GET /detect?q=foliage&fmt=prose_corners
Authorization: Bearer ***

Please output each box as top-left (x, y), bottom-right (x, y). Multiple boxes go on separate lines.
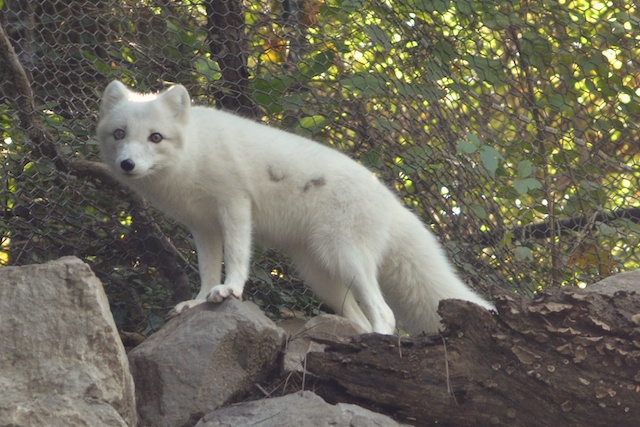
top-left (0, 0), bottom-right (638, 334)
top-left (244, 0), bottom-right (640, 291)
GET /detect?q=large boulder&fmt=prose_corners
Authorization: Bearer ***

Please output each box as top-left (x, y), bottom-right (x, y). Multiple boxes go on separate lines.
top-left (128, 298), bottom-right (286, 427)
top-left (195, 391), bottom-right (410, 426)
top-left (0, 256), bottom-right (137, 426)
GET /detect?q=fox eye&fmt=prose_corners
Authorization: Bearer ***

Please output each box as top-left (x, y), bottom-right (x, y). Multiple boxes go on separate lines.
top-left (113, 129), bottom-right (125, 140)
top-left (149, 132), bottom-right (163, 143)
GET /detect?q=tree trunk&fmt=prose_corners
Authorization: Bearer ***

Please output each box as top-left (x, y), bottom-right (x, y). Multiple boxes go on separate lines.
top-left (305, 284), bottom-right (640, 426)
top-left (204, 0), bottom-right (260, 118)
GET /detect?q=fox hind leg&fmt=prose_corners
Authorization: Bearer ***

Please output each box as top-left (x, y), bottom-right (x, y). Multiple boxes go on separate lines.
top-left (310, 279), bottom-right (374, 333)
top-left (329, 247), bottom-right (396, 334)
top-left (343, 263), bottom-right (396, 335)
top-left (295, 250), bottom-right (396, 335)
top-left (294, 257), bottom-right (371, 332)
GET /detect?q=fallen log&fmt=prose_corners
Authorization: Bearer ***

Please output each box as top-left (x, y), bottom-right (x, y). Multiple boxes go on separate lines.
top-left (305, 279), bottom-right (640, 426)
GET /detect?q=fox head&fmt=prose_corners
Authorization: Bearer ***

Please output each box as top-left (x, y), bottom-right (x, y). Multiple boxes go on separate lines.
top-left (96, 81), bottom-right (191, 180)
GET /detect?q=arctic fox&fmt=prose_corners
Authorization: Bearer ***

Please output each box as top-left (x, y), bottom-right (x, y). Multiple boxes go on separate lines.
top-left (96, 81), bottom-right (494, 335)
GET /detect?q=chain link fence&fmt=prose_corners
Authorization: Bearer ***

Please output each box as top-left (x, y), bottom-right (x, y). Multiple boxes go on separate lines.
top-left (1, 0), bottom-right (639, 335)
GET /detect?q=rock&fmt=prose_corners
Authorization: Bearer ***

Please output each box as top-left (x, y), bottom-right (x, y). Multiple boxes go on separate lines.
top-left (0, 396), bottom-right (132, 427)
top-left (282, 314), bottom-right (366, 372)
top-left (585, 270), bottom-right (640, 294)
top-left (0, 256), bottom-right (137, 426)
top-left (128, 298), bottom-right (286, 427)
top-left (195, 391), bottom-right (409, 426)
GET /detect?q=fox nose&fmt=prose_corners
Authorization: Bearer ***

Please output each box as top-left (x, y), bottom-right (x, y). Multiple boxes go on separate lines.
top-left (120, 159), bottom-right (135, 172)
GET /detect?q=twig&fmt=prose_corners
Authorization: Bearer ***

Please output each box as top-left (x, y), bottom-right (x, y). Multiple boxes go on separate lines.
top-left (301, 341), bottom-right (311, 392)
top-left (255, 383), bottom-right (272, 398)
top-left (441, 334), bottom-right (458, 405)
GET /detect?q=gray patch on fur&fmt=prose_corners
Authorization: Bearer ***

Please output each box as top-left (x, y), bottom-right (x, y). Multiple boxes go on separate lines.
top-left (268, 166), bottom-right (286, 183)
top-left (302, 177), bottom-right (327, 193)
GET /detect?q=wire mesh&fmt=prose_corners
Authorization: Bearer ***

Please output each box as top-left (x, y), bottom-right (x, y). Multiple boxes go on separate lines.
top-left (1, 0), bottom-right (639, 334)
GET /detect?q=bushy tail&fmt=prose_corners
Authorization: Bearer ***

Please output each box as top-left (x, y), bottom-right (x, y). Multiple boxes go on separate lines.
top-left (380, 210), bottom-right (494, 335)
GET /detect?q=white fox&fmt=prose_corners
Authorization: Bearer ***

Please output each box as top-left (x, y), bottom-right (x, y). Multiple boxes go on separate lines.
top-left (96, 81), bottom-right (494, 335)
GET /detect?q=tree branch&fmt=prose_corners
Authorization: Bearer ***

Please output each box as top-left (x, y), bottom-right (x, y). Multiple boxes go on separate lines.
top-left (0, 21), bottom-right (192, 304)
top-left (306, 287), bottom-right (640, 426)
top-left (470, 207), bottom-right (640, 247)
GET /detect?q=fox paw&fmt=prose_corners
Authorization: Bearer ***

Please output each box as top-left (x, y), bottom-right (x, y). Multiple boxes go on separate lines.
top-left (207, 284), bottom-right (243, 303)
top-left (169, 299), bottom-right (206, 317)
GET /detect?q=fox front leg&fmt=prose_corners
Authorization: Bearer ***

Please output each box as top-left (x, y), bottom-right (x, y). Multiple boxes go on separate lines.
top-left (206, 197), bottom-right (252, 303)
top-left (169, 225), bottom-right (223, 316)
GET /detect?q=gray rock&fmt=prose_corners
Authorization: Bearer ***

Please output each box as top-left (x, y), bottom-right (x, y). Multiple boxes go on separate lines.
top-left (195, 391), bottom-right (409, 426)
top-left (128, 298), bottom-right (286, 427)
top-left (0, 256), bottom-right (137, 426)
top-left (0, 396), bottom-right (131, 427)
top-left (585, 270), bottom-right (640, 295)
top-left (283, 314), bottom-right (366, 372)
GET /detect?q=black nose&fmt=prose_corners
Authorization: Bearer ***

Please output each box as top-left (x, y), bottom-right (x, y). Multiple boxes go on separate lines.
top-left (120, 159), bottom-right (135, 172)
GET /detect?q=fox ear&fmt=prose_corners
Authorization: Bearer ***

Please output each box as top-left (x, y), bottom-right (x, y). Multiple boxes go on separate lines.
top-left (100, 81), bottom-right (130, 117)
top-left (160, 84), bottom-right (191, 124)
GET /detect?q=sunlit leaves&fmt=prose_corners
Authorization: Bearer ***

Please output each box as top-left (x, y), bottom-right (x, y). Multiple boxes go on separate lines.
top-left (411, 0), bottom-right (451, 14)
top-left (193, 57), bottom-right (221, 80)
top-left (298, 50), bottom-right (336, 79)
top-left (465, 56), bottom-right (506, 87)
top-left (364, 25), bottom-right (392, 49)
top-left (243, 0), bottom-right (640, 292)
top-left (295, 115), bottom-right (331, 137)
top-left (340, 73), bottom-right (387, 95)
top-left (519, 31), bottom-right (554, 72)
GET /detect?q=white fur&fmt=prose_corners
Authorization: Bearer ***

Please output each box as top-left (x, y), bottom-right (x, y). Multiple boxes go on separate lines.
top-left (96, 81), bottom-right (494, 335)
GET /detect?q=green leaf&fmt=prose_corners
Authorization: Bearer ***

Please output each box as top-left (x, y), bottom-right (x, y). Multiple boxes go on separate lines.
top-left (295, 115), bottom-right (330, 137)
top-left (517, 160), bottom-right (533, 178)
top-left (457, 140), bottom-right (478, 154)
top-left (360, 149), bottom-right (383, 169)
top-left (514, 246), bottom-right (533, 261)
top-left (467, 133), bottom-right (481, 146)
top-left (596, 222), bottom-right (617, 237)
top-left (480, 146), bottom-right (503, 177)
top-left (342, 0), bottom-right (366, 12)
top-left (470, 204), bottom-right (488, 220)
top-left (403, 145), bottom-right (433, 163)
top-left (466, 56), bottom-right (505, 86)
top-left (340, 74), bottom-right (388, 95)
top-left (483, 12), bottom-right (512, 30)
top-left (395, 81), bottom-right (447, 102)
top-left (513, 178), bottom-right (543, 195)
top-left (252, 266), bottom-right (274, 286)
top-left (457, 132), bottom-right (481, 154)
top-left (412, 0), bottom-right (451, 13)
top-left (519, 32), bottom-right (553, 71)
top-left (433, 40), bottom-right (457, 64)
top-left (193, 57), bottom-right (221, 80)
top-left (372, 118), bottom-right (402, 133)
top-left (456, 0), bottom-right (474, 18)
top-left (280, 93), bottom-right (305, 111)
top-left (298, 50), bottom-right (335, 80)
top-left (364, 25), bottom-right (392, 49)
top-left (251, 76), bottom-right (294, 114)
